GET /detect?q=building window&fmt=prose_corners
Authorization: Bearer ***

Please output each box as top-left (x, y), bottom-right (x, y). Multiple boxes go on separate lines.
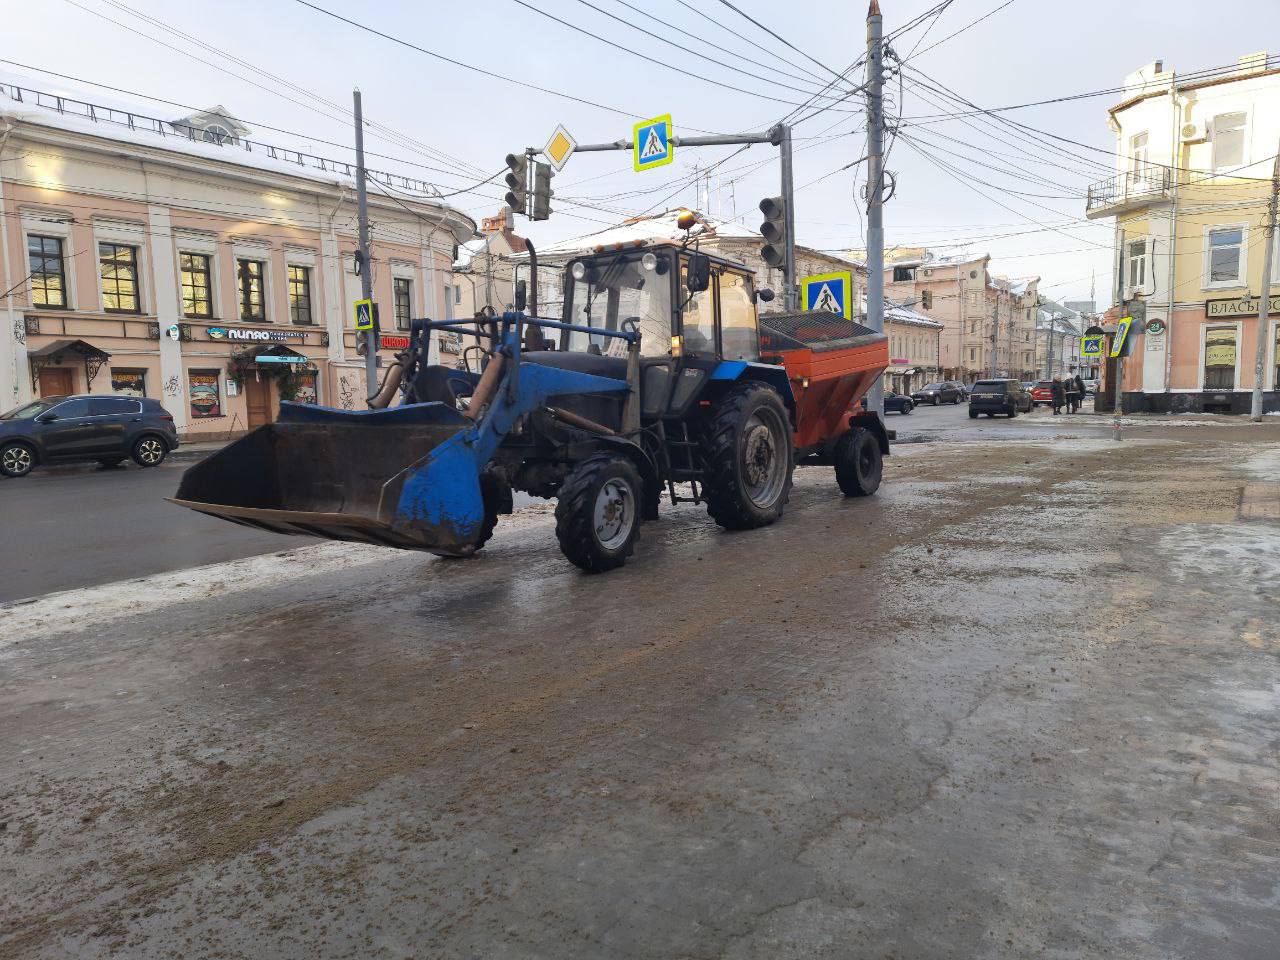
top-left (288, 265), bottom-right (313, 325)
top-left (1127, 132), bottom-right (1149, 183)
top-left (394, 277), bottom-right (413, 330)
top-left (892, 266), bottom-right (915, 282)
top-left (110, 368), bottom-right (147, 397)
top-left (100, 243), bottom-right (140, 313)
top-left (1203, 326), bottom-right (1237, 389)
top-left (189, 369), bottom-right (222, 418)
top-left (453, 284), bottom-right (462, 305)
top-left (237, 258), bottom-right (266, 321)
top-left (27, 235), bottom-right (67, 308)
top-left (1211, 112), bottom-right (1246, 170)
top-left (180, 253), bottom-right (213, 319)
top-left (1206, 227), bottom-right (1244, 286)
top-left (1126, 239), bottom-right (1148, 292)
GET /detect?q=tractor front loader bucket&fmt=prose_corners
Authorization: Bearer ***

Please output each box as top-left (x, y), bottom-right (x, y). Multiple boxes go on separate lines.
top-left (170, 401), bottom-right (489, 554)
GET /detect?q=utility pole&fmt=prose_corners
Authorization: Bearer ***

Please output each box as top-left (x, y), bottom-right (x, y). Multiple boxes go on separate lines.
top-left (988, 299), bottom-right (999, 378)
top-left (354, 88), bottom-right (377, 403)
top-left (779, 124), bottom-right (797, 311)
top-left (1250, 147), bottom-right (1280, 421)
top-left (865, 0), bottom-right (886, 415)
top-left (1047, 311), bottom-right (1056, 377)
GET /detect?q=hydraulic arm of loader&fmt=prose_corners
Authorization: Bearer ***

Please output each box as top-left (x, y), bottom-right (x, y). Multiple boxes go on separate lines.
top-left (172, 315), bottom-right (639, 554)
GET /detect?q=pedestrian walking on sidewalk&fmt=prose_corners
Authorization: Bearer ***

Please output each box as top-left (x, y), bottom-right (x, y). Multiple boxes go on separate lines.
top-left (1064, 376), bottom-right (1080, 414)
top-left (1051, 377), bottom-right (1066, 415)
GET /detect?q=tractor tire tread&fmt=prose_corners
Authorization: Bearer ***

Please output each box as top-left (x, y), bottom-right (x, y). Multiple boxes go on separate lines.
top-left (699, 382), bottom-right (794, 531)
top-left (555, 453), bottom-right (641, 573)
top-left (835, 427), bottom-right (882, 497)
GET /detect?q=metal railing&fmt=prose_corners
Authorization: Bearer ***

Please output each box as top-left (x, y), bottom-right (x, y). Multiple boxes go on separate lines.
top-left (0, 81), bottom-right (448, 199)
top-left (1086, 166), bottom-right (1172, 213)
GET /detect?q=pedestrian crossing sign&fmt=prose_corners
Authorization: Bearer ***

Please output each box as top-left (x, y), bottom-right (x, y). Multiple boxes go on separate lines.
top-left (1081, 334), bottom-right (1104, 358)
top-left (1109, 316), bottom-right (1133, 358)
top-left (354, 298), bottom-right (374, 331)
top-left (801, 271), bottom-right (852, 320)
top-left (633, 115), bottom-right (673, 172)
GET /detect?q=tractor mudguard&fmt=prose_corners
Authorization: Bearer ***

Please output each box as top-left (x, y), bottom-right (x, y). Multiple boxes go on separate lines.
top-left (709, 360), bottom-right (796, 415)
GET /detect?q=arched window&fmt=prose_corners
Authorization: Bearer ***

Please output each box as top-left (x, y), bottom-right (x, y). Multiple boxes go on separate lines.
top-left (202, 124), bottom-right (233, 145)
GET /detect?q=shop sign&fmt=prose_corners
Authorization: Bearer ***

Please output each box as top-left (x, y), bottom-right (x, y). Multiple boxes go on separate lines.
top-left (189, 371), bottom-right (222, 418)
top-left (206, 326), bottom-right (307, 342)
top-left (111, 369), bottom-right (146, 397)
top-left (380, 334), bottom-right (411, 350)
top-left (891, 357), bottom-right (909, 365)
top-left (255, 355), bottom-right (308, 364)
top-left (1206, 296), bottom-right (1280, 319)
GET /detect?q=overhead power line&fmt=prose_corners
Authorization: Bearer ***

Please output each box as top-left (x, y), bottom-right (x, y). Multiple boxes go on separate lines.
top-left (507, 0), bottom-right (857, 112)
top-left (292, 0), bottom-right (724, 135)
top-left (674, 0), bottom-right (827, 84)
top-left (904, 0), bottom-right (1019, 61)
top-left (711, 0), bottom-right (849, 83)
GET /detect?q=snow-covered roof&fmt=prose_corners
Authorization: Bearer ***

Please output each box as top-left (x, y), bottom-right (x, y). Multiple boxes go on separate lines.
top-left (0, 71), bottom-right (475, 242)
top-left (885, 299), bottom-right (945, 329)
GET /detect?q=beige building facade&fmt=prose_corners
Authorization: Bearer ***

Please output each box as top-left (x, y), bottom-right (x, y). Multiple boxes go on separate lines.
top-left (0, 77), bottom-right (474, 437)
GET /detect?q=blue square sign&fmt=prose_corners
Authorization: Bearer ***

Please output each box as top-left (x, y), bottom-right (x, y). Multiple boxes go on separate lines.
top-left (801, 271), bottom-right (852, 320)
top-left (633, 114), bottom-right (673, 172)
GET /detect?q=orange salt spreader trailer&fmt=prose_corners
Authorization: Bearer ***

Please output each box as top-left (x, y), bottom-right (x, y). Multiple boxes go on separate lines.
top-left (757, 311), bottom-right (892, 473)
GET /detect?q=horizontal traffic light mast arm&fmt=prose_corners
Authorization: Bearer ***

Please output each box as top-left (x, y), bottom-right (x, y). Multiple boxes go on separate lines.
top-left (574, 126), bottom-right (784, 152)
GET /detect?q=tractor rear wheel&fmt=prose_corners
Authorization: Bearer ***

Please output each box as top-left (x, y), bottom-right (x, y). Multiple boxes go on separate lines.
top-left (700, 382), bottom-right (794, 530)
top-left (835, 427), bottom-right (882, 497)
top-left (555, 454), bottom-right (641, 573)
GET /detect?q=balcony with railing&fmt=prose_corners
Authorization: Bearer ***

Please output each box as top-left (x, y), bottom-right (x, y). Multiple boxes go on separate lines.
top-left (1085, 166), bottom-right (1172, 218)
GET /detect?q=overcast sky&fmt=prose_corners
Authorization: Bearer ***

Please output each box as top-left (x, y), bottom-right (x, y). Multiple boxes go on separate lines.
top-left (5, 0), bottom-right (1277, 307)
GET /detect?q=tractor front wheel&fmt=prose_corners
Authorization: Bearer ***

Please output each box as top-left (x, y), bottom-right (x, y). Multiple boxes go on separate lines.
top-left (700, 383), bottom-right (794, 530)
top-left (555, 454), bottom-right (641, 573)
top-left (835, 427), bottom-right (882, 497)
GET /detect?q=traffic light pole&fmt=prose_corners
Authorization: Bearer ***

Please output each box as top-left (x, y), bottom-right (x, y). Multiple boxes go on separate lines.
top-left (575, 126), bottom-right (797, 306)
top-left (864, 0), bottom-right (886, 418)
top-left (354, 88), bottom-right (377, 403)
top-left (1250, 147), bottom-right (1279, 422)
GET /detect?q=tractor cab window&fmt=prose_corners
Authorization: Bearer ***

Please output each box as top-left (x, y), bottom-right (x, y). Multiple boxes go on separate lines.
top-left (563, 251), bottom-right (672, 358)
top-left (719, 270), bottom-right (758, 361)
top-left (680, 263), bottom-right (716, 355)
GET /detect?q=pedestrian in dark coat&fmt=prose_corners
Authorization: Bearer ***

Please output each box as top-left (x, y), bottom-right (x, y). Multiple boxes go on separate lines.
top-left (1073, 374), bottom-right (1087, 410)
top-left (1064, 376), bottom-right (1080, 414)
top-left (1051, 377), bottom-right (1065, 415)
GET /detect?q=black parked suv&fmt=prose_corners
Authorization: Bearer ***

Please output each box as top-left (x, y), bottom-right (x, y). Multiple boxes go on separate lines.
top-left (0, 395), bottom-right (179, 478)
top-left (967, 379), bottom-right (1029, 419)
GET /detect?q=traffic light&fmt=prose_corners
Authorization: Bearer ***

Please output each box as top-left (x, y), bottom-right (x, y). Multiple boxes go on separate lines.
top-left (505, 153), bottom-right (528, 215)
top-left (531, 161), bottom-right (553, 221)
top-left (758, 196), bottom-right (787, 269)
top-left (921, 290), bottom-right (933, 309)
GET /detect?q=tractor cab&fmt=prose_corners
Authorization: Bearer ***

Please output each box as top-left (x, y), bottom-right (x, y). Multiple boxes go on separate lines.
top-left (550, 243), bottom-right (770, 423)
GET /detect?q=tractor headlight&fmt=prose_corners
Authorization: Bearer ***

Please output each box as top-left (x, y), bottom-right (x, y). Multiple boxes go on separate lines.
top-left (641, 252), bottom-right (657, 272)
top-left (570, 261), bottom-right (586, 281)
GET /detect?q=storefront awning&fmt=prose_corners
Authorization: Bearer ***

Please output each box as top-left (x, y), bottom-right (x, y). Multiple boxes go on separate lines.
top-left (27, 338), bottom-right (111, 390)
top-left (236, 344), bottom-right (311, 366)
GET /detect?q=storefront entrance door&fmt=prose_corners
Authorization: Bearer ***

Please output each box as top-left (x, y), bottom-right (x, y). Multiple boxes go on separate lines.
top-left (245, 377), bottom-right (273, 428)
top-left (38, 367), bottom-right (75, 398)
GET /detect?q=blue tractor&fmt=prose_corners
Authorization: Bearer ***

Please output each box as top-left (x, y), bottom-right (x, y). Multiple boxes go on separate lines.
top-left (173, 242), bottom-right (888, 572)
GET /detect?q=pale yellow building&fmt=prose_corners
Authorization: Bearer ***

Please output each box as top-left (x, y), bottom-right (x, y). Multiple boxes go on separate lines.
top-left (1085, 52), bottom-right (1280, 412)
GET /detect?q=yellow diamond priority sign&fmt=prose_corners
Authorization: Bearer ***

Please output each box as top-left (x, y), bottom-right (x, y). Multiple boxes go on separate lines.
top-left (542, 124), bottom-right (577, 172)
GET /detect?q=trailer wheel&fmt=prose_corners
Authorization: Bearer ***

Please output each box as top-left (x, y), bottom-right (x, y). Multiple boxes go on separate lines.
top-left (555, 454), bottom-right (641, 573)
top-left (835, 427), bottom-right (882, 497)
top-left (700, 382), bottom-right (794, 530)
